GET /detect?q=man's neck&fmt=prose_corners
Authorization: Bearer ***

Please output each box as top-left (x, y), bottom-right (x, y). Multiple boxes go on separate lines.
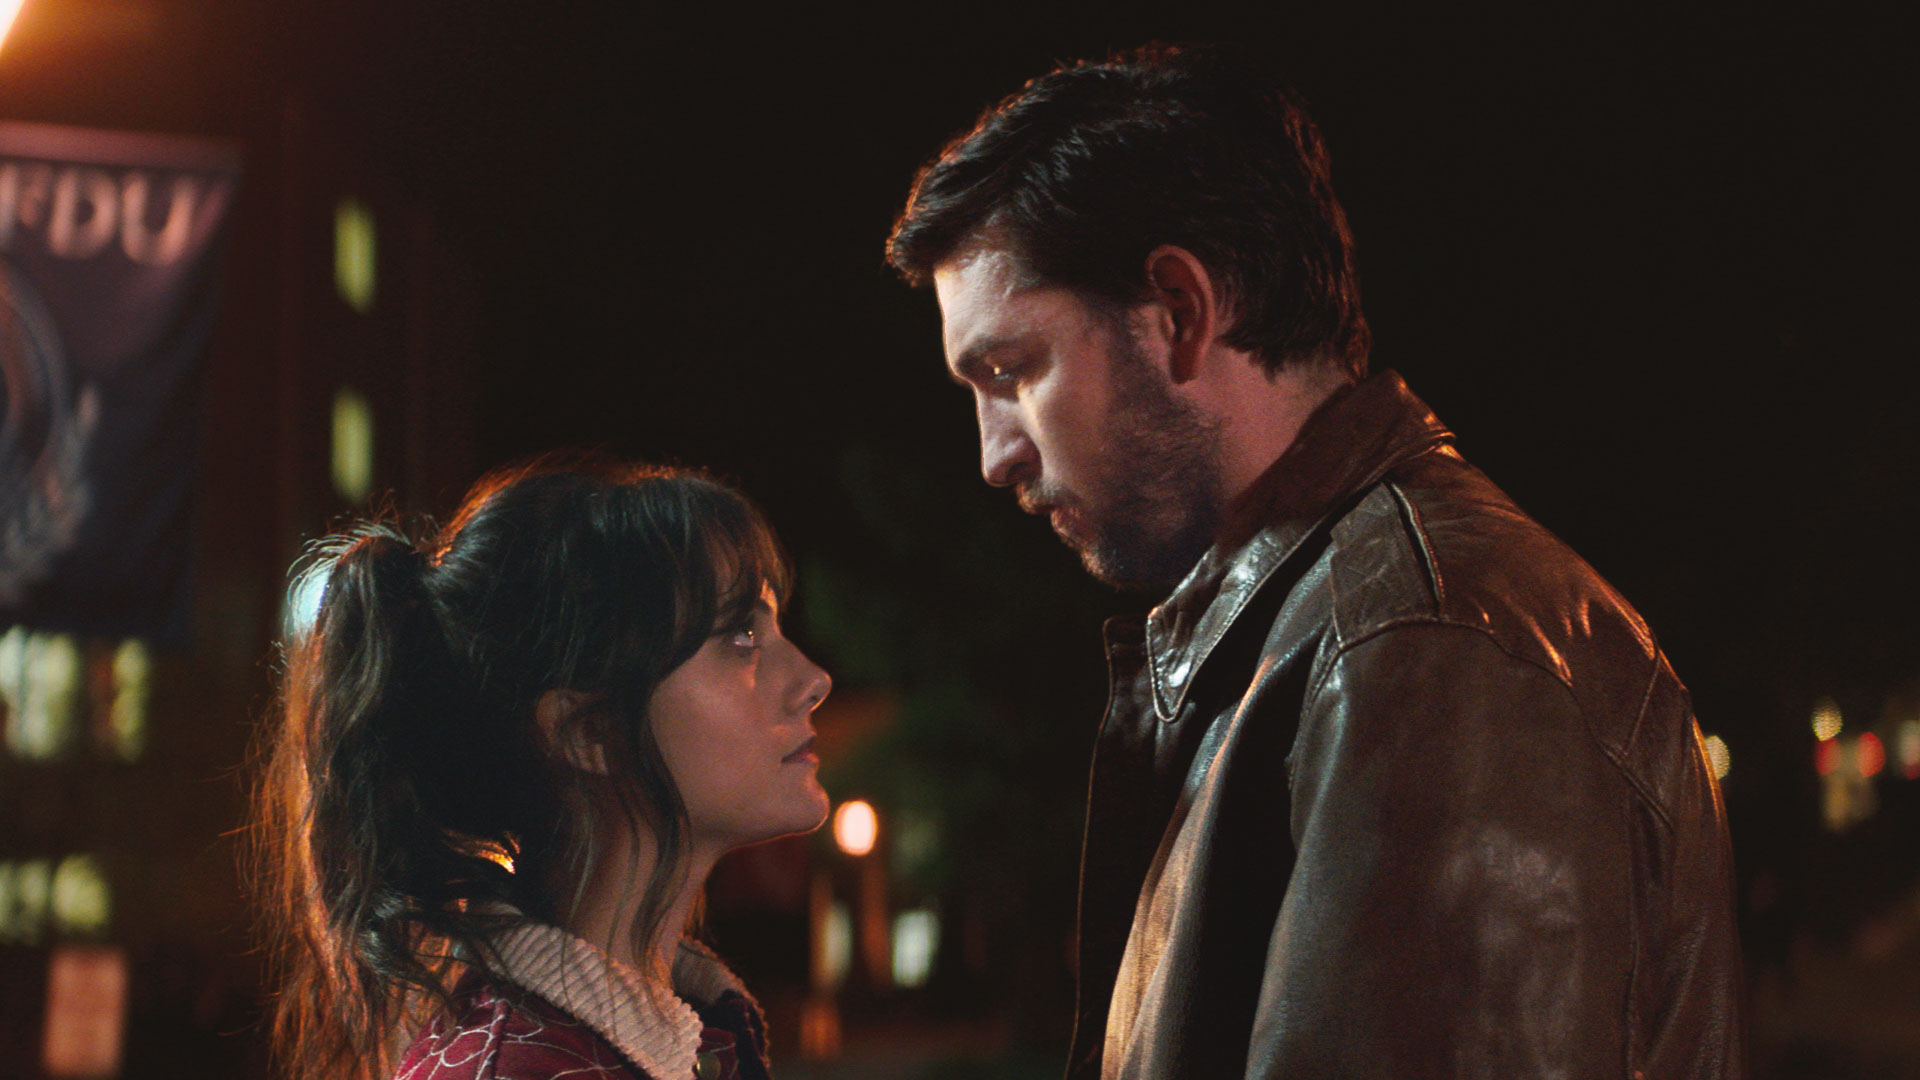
top-left (1212, 362), bottom-right (1352, 519)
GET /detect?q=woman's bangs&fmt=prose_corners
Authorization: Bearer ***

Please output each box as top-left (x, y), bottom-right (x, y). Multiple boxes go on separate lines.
top-left (703, 501), bottom-right (792, 631)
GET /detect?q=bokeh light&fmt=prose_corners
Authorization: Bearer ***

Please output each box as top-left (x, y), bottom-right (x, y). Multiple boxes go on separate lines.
top-left (1811, 697), bottom-right (1844, 742)
top-left (833, 799), bottom-right (878, 857)
top-left (1702, 734), bottom-right (1731, 781)
top-left (1815, 739), bottom-right (1839, 777)
top-left (1857, 732), bottom-right (1885, 778)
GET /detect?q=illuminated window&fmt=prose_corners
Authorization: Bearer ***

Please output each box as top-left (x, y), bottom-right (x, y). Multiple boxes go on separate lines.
top-left (1, 628), bottom-right (82, 760)
top-left (50, 855), bottom-right (110, 937)
top-left (818, 901), bottom-right (852, 990)
top-left (890, 909), bottom-right (939, 988)
top-left (42, 945), bottom-right (128, 1078)
top-left (105, 639), bottom-right (148, 762)
top-left (0, 856), bottom-right (112, 945)
top-left (0, 859), bottom-right (54, 945)
top-left (333, 198), bottom-right (377, 314)
top-left (331, 387), bottom-right (374, 504)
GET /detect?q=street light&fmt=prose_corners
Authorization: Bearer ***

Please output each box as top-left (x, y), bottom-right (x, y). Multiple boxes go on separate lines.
top-left (832, 800), bottom-right (878, 857)
top-left (0, 0), bottom-right (27, 56)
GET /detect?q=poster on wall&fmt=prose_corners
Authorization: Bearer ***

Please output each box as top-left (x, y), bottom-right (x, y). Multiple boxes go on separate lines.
top-left (0, 121), bottom-right (240, 643)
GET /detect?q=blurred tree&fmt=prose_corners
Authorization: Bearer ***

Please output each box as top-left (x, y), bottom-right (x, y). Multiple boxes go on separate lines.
top-left (801, 443), bottom-right (1128, 1042)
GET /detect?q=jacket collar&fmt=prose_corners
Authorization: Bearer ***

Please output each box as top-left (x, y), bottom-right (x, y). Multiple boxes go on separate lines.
top-left (1143, 370), bottom-right (1453, 720)
top-left (489, 919), bottom-right (749, 1079)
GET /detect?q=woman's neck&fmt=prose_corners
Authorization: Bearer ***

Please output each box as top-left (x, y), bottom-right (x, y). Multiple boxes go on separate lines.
top-left (555, 829), bottom-right (722, 982)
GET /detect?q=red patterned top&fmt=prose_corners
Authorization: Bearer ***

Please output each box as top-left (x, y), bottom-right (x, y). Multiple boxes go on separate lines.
top-left (394, 976), bottom-right (749, 1080)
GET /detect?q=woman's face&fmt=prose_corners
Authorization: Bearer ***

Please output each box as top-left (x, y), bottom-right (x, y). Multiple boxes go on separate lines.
top-left (648, 586), bottom-right (832, 853)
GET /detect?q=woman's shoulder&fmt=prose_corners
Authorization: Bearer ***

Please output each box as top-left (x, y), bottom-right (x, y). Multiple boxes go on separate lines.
top-left (394, 975), bottom-right (646, 1080)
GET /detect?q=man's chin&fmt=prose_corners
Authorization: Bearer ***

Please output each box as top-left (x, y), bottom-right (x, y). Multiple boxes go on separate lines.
top-left (1073, 539), bottom-right (1188, 595)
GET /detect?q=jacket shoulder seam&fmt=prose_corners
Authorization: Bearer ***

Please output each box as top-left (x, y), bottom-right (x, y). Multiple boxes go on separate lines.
top-left (1383, 480), bottom-right (1445, 607)
top-left (1309, 616), bottom-right (1677, 835)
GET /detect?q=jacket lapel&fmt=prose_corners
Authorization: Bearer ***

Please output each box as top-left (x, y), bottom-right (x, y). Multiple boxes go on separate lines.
top-left (1143, 371), bottom-right (1454, 721)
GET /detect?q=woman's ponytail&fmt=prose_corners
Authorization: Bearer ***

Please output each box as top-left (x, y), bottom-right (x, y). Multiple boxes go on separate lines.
top-left (257, 525), bottom-right (479, 1080)
top-left (253, 458), bottom-right (798, 1080)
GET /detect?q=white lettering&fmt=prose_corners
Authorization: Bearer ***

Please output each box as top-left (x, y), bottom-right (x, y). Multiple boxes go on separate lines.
top-left (0, 162), bottom-right (225, 263)
top-left (118, 173), bottom-right (198, 266)
top-left (0, 161), bottom-right (54, 249)
top-left (46, 168), bottom-right (118, 259)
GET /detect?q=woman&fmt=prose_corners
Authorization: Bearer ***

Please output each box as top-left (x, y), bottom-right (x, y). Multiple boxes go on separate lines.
top-left (256, 458), bottom-right (832, 1080)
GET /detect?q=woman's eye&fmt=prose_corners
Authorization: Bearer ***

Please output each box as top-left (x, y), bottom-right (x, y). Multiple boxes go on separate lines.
top-left (728, 628), bottom-right (758, 649)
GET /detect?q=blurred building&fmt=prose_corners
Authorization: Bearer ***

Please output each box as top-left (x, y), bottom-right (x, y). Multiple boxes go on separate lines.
top-left (0, 4), bottom-right (476, 1075)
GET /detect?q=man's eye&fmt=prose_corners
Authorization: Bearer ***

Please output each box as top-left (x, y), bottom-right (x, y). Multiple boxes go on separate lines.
top-left (988, 363), bottom-right (1018, 385)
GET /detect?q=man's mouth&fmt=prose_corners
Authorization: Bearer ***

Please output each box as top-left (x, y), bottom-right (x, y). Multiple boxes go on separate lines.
top-left (782, 736), bottom-right (817, 765)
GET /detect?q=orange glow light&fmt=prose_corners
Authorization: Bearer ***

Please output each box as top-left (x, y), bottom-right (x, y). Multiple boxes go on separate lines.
top-left (0, 1), bottom-right (25, 56)
top-left (42, 945), bottom-right (128, 1078)
top-left (1858, 733), bottom-right (1885, 778)
top-left (1811, 698), bottom-right (1843, 742)
top-left (1815, 739), bottom-right (1838, 776)
top-left (832, 800), bottom-right (878, 857)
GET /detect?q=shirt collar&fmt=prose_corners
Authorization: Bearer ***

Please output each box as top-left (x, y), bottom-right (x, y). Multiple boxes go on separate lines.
top-left (488, 919), bottom-right (749, 1080)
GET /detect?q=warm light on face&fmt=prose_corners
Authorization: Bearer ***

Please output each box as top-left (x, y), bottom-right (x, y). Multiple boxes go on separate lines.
top-left (833, 800), bottom-right (878, 857)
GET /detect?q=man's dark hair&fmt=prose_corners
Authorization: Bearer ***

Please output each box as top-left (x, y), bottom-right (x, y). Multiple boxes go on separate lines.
top-left (888, 44), bottom-right (1370, 378)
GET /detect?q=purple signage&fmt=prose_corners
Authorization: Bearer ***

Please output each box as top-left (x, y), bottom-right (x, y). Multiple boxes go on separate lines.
top-left (0, 121), bottom-right (240, 641)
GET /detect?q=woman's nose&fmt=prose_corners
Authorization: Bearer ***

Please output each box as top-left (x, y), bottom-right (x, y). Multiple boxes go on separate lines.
top-left (795, 653), bottom-right (831, 713)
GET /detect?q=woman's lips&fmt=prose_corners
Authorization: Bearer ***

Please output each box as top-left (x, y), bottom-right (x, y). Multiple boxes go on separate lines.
top-left (782, 736), bottom-right (817, 764)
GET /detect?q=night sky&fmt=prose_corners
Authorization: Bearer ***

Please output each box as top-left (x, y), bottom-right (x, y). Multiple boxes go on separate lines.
top-left (280, 3), bottom-right (1919, 731)
top-left (23, 1), bottom-right (1880, 948)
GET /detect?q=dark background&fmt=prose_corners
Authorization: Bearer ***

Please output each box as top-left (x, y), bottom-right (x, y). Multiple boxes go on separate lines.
top-left (2, 1), bottom-right (1916, 1076)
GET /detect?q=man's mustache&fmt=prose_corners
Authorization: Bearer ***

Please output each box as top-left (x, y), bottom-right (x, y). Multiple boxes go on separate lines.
top-left (1017, 483), bottom-right (1070, 516)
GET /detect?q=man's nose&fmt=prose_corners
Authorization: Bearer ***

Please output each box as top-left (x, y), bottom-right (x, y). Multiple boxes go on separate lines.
top-left (978, 398), bottom-right (1036, 487)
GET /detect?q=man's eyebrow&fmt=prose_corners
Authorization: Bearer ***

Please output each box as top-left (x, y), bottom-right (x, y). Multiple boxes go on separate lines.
top-left (948, 336), bottom-right (1018, 386)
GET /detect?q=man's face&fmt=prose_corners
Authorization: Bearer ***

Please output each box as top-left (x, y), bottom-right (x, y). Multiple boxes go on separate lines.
top-left (934, 244), bottom-right (1223, 591)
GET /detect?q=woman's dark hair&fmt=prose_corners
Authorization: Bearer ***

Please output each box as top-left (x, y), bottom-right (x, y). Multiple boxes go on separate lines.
top-left (887, 43), bottom-right (1370, 379)
top-left (253, 455), bottom-right (791, 1080)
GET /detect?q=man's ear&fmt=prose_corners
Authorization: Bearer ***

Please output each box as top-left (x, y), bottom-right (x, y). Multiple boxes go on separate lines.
top-left (534, 688), bottom-right (610, 775)
top-left (1142, 245), bottom-right (1225, 384)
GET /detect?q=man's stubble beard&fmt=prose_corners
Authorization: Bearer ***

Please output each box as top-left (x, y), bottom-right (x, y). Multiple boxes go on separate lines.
top-left (1026, 329), bottom-right (1226, 594)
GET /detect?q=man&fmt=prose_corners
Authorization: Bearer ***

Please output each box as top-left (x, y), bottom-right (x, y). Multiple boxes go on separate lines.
top-left (886, 45), bottom-right (1743, 1079)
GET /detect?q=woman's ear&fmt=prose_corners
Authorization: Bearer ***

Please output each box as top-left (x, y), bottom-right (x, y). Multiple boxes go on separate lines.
top-left (534, 688), bottom-right (610, 775)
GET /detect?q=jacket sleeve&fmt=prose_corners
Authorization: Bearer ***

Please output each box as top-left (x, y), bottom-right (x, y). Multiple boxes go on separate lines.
top-left (1247, 620), bottom-right (1639, 1079)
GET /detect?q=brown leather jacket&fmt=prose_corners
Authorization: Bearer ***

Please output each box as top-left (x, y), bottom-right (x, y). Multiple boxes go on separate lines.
top-left (1068, 372), bottom-right (1744, 1080)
